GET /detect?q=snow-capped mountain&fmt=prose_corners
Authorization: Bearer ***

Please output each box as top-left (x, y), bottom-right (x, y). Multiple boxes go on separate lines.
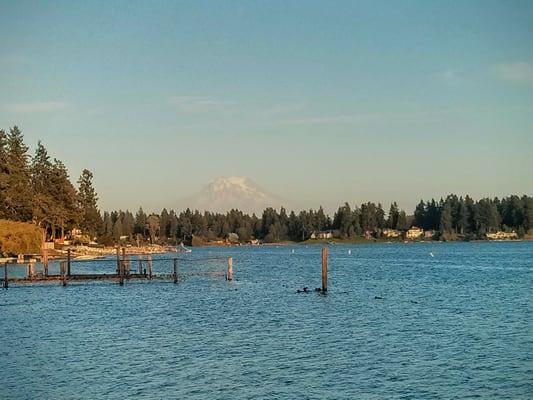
top-left (180, 177), bottom-right (282, 214)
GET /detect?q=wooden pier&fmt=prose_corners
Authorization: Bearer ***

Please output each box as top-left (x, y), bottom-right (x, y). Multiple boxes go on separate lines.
top-left (2, 248), bottom-right (234, 288)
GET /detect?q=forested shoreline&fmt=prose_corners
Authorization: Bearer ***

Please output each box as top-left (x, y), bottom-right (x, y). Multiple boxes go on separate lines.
top-left (1, 126), bottom-right (532, 248)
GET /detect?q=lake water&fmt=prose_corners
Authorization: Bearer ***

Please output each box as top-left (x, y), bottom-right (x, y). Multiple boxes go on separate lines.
top-left (1, 242), bottom-right (532, 399)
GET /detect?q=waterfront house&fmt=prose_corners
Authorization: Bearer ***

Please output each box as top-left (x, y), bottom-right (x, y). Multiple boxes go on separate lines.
top-left (486, 231), bottom-right (518, 240)
top-left (311, 230), bottom-right (334, 240)
top-left (382, 228), bottom-right (401, 238)
top-left (406, 227), bottom-right (424, 239)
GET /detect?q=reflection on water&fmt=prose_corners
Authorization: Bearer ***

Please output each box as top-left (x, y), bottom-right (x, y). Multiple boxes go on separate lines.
top-left (1, 242), bottom-right (532, 399)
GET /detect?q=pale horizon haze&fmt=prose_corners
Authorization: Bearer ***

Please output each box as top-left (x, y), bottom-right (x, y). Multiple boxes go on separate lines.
top-left (1, 1), bottom-right (532, 214)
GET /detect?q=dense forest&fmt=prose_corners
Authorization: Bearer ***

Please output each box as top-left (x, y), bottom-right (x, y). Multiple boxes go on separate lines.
top-left (1, 126), bottom-right (532, 246)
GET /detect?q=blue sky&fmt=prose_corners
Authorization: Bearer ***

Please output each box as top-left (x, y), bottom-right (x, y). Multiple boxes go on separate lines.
top-left (1, 0), bottom-right (532, 213)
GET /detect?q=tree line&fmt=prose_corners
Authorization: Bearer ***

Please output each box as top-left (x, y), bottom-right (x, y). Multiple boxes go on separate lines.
top-left (1, 126), bottom-right (532, 245)
top-left (102, 196), bottom-right (532, 244)
top-left (0, 126), bottom-right (101, 239)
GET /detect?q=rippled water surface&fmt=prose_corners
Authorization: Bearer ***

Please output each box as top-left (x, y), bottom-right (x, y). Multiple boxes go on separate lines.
top-left (1, 242), bottom-right (532, 399)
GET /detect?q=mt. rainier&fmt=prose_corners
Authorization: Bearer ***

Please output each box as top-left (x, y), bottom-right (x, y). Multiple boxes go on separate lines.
top-left (180, 177), bottom-right (282, 214)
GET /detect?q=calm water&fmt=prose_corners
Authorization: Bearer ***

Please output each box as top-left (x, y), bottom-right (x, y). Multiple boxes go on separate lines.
top-left (1, 242), bottom-right (532, 399)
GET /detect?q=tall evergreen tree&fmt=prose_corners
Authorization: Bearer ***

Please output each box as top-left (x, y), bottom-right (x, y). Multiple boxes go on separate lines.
top-left (387, 202), bottom-right (400, 229)
top-left (51, 160), bottom-right (79, 238)
top-left (77, 169), bottom-right (102, 237)
top-left (0, 129), bottom-right (9, 218)
top-left (439, 201), bottom-right (453, 234)
top-left (31, 142), bottom-right (55, 236)
top-left (414, 200), bottom-right (426, 229)
top-left (397, 210), bottom-right (408, 230)
top-left (3, 126), bottom-right (33, 221)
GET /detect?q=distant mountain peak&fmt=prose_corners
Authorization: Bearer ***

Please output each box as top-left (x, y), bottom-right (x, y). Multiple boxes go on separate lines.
top-left (180, 176), bottom-right (281, 214)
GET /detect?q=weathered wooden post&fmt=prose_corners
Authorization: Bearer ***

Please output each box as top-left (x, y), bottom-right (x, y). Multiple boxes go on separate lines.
top-left (147, 254), bottom-right (153, 280)
top-left (3, 262), bottom-right (8, 289)
top-left (173, 258), bottom-right (178, 284)
top-left (60, 261), bottom-right (67, 286)
top-left (67, 248), bottom-right (71, 276)
top-left (116, 247), bottom-right (120, 274)
top-left (138, 254), bottom-right (143, 275)
top-left (118, 260), bottom-right (124, 286)
top-left (43, 248), bottom-right (49, 276)
top-left (28, 262), bottom-right (34, 280)
top-left (227, 256), bottom-right (233, 281)
top-left (121, 247), bottom-right (129, 276)
top-left (321, 247), bottom-right (328, 292)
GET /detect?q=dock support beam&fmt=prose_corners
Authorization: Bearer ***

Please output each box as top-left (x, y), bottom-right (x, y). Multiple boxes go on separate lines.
top-left (147, 255), bottom-right (153, 280)
top-left (60, 261), bottom-right (67, 286)
top-left (173, 259), bottom-right (178, 284)
top-left (43, 248), bottom-right (49, 276)
top-left (227, 257), bottom-right (233, 281)
top-left (3, 262), bottom-right (7, 289)
top-left (322, 247), bottom-right (328, 292)
top-left (116, 247), bottom-right (120, 274)
top-left (67, 249), bottom-right (71, 276)
top-left (28, 262), bottom-right (34, 280)
top-left (118, 260), bottom-right (124, 286)
top-left (138, 255), bottom-right (143, 275)
top-left (121, 247), bottom-right (130, 276)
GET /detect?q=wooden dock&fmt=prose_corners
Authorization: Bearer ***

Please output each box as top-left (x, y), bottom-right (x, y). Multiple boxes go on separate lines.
top-left (2, 248), bottom-right (233, 288)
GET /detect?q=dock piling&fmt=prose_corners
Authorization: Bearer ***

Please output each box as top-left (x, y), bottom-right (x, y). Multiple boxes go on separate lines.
top-left (28, 262), bottom-right (34, 280)
top-left (138, 255), bottom-right (143, 275)
top-left (67, 249), bottom-right (71, 276)
top-left (116, 247), bottom-right (120, 274)
top-left (227, 256), bottom-right (233, 281)
top-left (173, 259), bottom-right (178, 284)
top-left (43, 248), bottom-right (49, 276)
top-left (60, 261), bottom-right (67, 286)
top-left (321, 247), bottom-right (328, 292)
top-left (3, 262), bottom-right (7, 289)
top-left (147, 255), bottom-right (153, 280)
top-left (119, 260), bottom-right (124, 286)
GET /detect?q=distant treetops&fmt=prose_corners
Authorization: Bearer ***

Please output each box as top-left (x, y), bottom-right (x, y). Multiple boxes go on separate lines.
top-left (1, 126), bottom-right (532, 245)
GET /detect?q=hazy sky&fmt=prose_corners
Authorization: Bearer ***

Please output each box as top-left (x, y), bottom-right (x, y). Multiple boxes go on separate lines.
top-left (1, 0), bottom-right (532, 213)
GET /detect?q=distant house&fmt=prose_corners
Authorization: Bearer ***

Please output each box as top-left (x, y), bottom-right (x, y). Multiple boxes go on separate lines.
top-left (317, 230), bottom-right (333, 240)
top-left (382, 228), bottom-right (401, 238)
top-left (424, 230), bottom-right (436, 239)
top-left (406, 227), bottom-right (424, 239)
top-left (364, 230), bottom-right (375, 240)
top-left (310, 230), bottom-right (334, 240)
top-left (486, 231), bottom-right (518, 240)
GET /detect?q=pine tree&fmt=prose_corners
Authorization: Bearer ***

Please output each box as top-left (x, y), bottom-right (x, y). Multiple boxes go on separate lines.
top-left (31, 141), bottom-right (55, 235)
top-left (52, 160), bottom-right (79, 238)
top-left (456, 198), bottom-right (470, 234)
top-left (414, 200), bottom-right (426, 229)
top-left (397, 210), bottom-right (408, 230)
top-left (439, 201), bottom-right (453, 234)
top-left (387, 202), bottom-right (400, 229)
top-left (77, 169), bottom-right (102, 238)
top-left (4, 126), bottom-right (33, 221)
top-left (160, 208), bottom-right (170, 240)
top-left (134, 207), bottom-right (148, 236)
top-left (0, 129), bottom-right (8, 218)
